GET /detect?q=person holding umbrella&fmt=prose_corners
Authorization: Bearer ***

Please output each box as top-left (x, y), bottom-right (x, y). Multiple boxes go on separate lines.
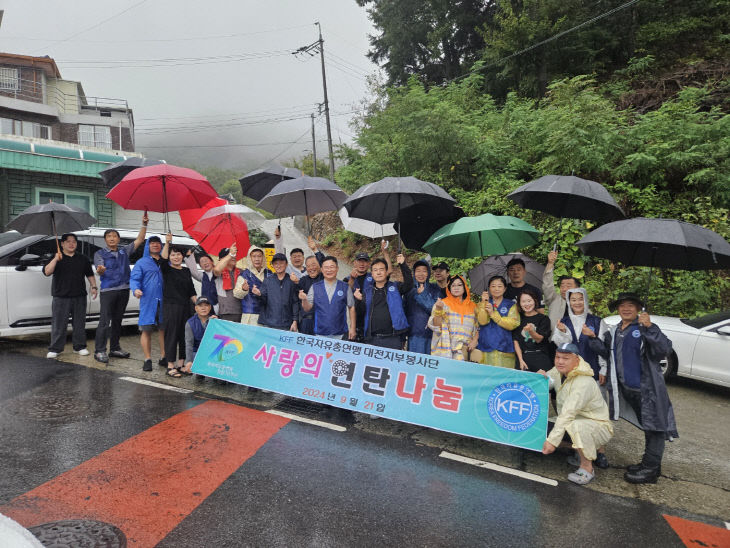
top-left (130, 236), bottom-right (166, 372)
top-left (542, 250), bottom-right (581, 331)
top-left (427, 275), bottom-right (479, 360)
top-left (184, 250), bottom-right (218, 313)
top-left (301, 256), bottom-right (357, 340)
top-left (472, 276), bottom-right (520, 368)
top-left (42, 233), bottom-right (97, 359)
top-left (599, 293), bottom-right (678, 484)
top-left (93, 213), bottom-right (148, 364)
top-left (160, 233), bottom-right (197, 376)
top-left (212, 245), bottom-right (244, 323)
top-left (406, 260), bottom-right (441, 354)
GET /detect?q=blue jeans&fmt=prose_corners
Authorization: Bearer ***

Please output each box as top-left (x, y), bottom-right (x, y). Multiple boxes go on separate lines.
top-left (408, 334), bottom-right (432, 355)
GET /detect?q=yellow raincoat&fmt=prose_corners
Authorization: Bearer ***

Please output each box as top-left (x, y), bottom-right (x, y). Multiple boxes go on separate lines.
top-left (547, 357), bottom-right (614, 460)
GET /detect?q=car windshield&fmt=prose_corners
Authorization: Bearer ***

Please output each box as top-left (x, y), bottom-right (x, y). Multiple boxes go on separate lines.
top-left (682, 311), bottom-right (730, 329)
top-left (0, 231), bottom-right (28, 247)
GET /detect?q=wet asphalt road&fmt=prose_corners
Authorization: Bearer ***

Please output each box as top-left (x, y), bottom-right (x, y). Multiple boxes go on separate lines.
top-left (0, 352), bottom-right (717, 547)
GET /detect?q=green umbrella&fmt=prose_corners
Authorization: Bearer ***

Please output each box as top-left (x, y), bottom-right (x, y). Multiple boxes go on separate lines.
top-left (423, 213), bottom-right (540, 258)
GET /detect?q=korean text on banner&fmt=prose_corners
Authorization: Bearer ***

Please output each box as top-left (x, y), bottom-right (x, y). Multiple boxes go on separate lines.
top-left (192, 320), bottom-right (549, 451)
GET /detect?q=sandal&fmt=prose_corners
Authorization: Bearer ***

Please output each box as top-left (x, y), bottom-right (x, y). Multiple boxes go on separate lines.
top-left (178, 367), bottom-right (193, 376)
top-left (167, 368), bottom-right (182, 378)
top-left (568, 467), bottom-right (594, 485)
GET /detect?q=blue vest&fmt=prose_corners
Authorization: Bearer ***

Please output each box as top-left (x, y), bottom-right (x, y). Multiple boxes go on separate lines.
top-left (563, 314), bottom-right (602, 379)
top-left (613, 322), bottom-right (643, 389)
top-left (477, 298), bottom-right (515, 353)
top-left (364, 281), bottom-right (409, 334)
top-left (313, 280), bottom-right (349, 336)
top-left (187, 315), bottom-right (207, 352)
top-left (97, 247), bottom-right (131, 289)
top-left (201, 273), bottom-right (218, 306)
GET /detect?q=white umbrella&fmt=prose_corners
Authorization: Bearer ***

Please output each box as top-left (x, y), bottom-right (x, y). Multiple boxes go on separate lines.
top-left (338, 207), bottom-right (397, 239)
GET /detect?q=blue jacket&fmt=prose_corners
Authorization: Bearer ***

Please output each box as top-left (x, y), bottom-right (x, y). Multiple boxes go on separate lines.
top-left (240, 267), bottom-right (271, 314)
top-left (313, 279), bottom-right (350, 336)
top-left (129, 239), bottom-right (163, 326)
top-left (95, 245), bottom-right (132, 289)
top-left (477, 298), bottom-right (516, 353)
top-left (257, 274), bottom-right (299, 329)
top-left (405, 262), bottom-right (440, 338)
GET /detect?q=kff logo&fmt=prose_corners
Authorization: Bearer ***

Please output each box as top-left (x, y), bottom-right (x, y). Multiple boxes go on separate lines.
top-left (487, 383), bottom-right (540, 432)
top-left (209, 334), bottom-right (243, 361)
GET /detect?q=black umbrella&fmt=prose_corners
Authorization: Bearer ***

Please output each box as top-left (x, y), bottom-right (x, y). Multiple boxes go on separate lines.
top-left (239, 164), bottom-right (303, 202)
top-left (256, 176), bottom-right (348, 234)
top-left (468, 253), bottom-right (545, 296)
top-left (343, 177), bottom-right (456, 251)
top-left (508, 175), bottom-right (625, 223)
top-left (5, 202), bottom-right (97, 253)
top-left (395, 204), bottom-right (464, 251)
top-left (576, 217), bottom-right (730, 306)
top-left (99, 157), bottom-right (165, 188)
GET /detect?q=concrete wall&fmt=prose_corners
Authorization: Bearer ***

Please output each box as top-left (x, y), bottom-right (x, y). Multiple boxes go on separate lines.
top-left (113, 205), bottom-right (184, 235)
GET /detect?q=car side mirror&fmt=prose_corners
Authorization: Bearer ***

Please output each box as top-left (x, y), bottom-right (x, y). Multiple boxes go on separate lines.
top-left (15, 253), bottom-right (41, 271)
top-left (717, 325), bottom-right (730, 336)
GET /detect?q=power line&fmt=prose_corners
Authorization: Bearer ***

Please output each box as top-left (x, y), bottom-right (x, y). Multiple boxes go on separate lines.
top-left (31, 0), bottom-right (151, 54)
top-left (10, 23), bottom-right (313, 44)
top-left (447, 0), bottom-right (642, 85)
top-left (57, 49), bottom-right (294, 69)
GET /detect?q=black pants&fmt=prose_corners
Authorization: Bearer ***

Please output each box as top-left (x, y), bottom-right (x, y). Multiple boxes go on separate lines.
top-left (50, 295), bottom-right (87, 352)
top-left (299, 315), bottom-right (315, 335)
top-left (95, 289), bottom-right (129, 353)
top-left (520, 350), bottom-right (552, 372)
top-left (621, 384), bottom-right (665, 468)
top-left (162, 302), bottom-right (189, 363)
top-left (364, 334), bottom-right (403, 350)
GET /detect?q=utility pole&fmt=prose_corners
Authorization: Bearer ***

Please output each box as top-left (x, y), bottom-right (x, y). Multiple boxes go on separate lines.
top-left (293, 22), bottom-right (336, 181)
top-left (310, 113), bottom-right (317, 177)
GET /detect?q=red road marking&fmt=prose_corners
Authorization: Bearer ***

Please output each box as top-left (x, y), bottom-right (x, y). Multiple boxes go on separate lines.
top-left (0, 400), bottom-right (289, 546)
top-left (664, 514), bottom-right (730, 548)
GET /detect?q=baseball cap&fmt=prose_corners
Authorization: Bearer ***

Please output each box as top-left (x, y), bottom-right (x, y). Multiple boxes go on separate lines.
top-left (272, 252), bottom-right (288, 263)
top-left (433, 261), bottom-right (450, 271)
top-left (355, 252), bottom-right (370, 261)
top-left (148, 235), bottom-right (162, 244)
top-left (195, 296), bottom-right (211, 306)
top-left (555, 342), bottom-right (580, 355)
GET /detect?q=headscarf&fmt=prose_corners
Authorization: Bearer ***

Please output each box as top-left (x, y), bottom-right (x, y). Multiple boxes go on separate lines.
top-left (565, 287), bottom-right (590, 337)
top-left (443, 274), bottom-right (476, 323)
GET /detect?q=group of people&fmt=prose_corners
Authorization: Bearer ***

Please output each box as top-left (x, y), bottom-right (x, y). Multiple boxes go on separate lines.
top-left (44, 217), bottom-right (678, 487)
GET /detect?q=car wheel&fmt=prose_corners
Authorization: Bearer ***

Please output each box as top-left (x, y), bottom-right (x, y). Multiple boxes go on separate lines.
top-left (660, 352), bottom-right (677, 381)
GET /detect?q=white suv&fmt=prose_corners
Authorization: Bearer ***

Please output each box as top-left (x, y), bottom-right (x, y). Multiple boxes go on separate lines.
top-left (0, 228), bottom-right (199, 338)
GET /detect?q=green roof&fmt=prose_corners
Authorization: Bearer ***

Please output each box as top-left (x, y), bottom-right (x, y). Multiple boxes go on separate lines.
top-left (0, 138), bottom-right (131, 178)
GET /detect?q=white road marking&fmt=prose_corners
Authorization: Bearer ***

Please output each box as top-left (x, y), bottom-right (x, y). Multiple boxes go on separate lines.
top-left (439, 451), bottom-right (558, 487)
top-left (120, 377), bottom-right (193, 394)
top-left (266, 410), bottom-right (347, 432)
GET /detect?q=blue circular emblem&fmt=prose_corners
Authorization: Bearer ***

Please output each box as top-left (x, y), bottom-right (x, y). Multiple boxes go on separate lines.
top-left (388, 286), bottom-right (395, 292)
top-left (487, 383), bottom-right (540, 432)
top-left (632, 330), bottom-right (641, 338)
top-left (337, 290), bottom-right (344, 297)
top-left (366, 276), bottom-right (373, 282)
top-left (500, 307), bottom-right (508, 315)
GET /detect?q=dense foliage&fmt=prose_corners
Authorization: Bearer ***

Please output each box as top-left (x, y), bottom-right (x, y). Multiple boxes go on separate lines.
top-left (336, 74), bottom-right (730, 317)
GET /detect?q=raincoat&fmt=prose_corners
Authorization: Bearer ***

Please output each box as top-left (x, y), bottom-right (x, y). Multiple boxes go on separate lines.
top-left (546, 356), bottom-right (614, 460)
top-left (427, 275), bottom-right (478, 360)
top-left (552, 288), bottom-right (609, 379)
top-left (129, 238), bottom-right (163, 326)
top-left (601, 321), bottom-right (679, 439)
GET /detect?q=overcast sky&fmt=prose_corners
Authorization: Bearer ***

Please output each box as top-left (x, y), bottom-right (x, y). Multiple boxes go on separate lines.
top-left (1, 0), bottom-right (379, 170)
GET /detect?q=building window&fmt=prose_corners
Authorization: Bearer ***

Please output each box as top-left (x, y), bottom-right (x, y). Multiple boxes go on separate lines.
top-left (0, 117), bottom-right (51, 139)
top-left (78, 124), bottom-right (112, 149)
top-left (0, 67), bottom-right (20, 91)
top-left (35, 188), bottom-right (95, 216)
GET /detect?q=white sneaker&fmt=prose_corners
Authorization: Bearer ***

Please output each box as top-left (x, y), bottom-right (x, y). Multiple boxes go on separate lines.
top-left (46, 352), bottom-right (58, 359)
top-left (74, 348), bottom-right (90, 356)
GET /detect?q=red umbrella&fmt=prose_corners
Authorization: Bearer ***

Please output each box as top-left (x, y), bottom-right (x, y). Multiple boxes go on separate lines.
top-left (185, 203), bottom-right (251, 257)
top-left (179, 196), bottom-right (227, 232)
top-left (106, 164), bottom-right (219, 231)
